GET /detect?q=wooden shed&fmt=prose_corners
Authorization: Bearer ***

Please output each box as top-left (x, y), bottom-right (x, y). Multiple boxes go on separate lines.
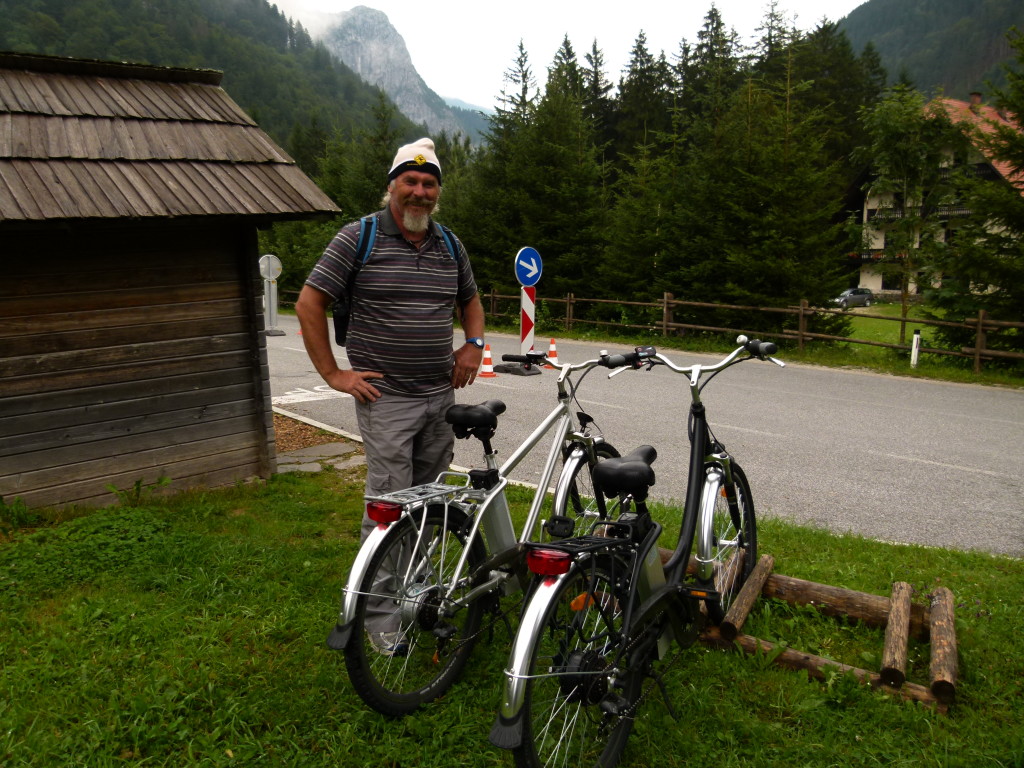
top-left (0, 52), bottom-right (340, 508)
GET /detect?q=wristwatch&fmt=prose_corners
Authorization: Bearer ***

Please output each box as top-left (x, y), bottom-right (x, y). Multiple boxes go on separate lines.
top-left (465, 337), bottom-right (485, 349)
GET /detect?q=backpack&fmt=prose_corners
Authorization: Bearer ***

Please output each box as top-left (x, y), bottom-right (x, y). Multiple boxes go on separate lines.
top-left (331, 214), bottom-right (460, 346)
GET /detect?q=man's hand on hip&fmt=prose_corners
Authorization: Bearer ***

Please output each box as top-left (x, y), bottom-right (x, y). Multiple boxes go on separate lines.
top-left (326, 369), bottom-right (384, 403)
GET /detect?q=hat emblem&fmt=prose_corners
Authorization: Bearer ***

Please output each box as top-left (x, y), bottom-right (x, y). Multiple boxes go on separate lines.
top-left (414, 154), bottom-right (427, 165)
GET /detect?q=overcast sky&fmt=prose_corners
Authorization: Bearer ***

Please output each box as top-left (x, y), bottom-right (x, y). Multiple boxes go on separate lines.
top-left (272, 0), bottom-right (867, 108)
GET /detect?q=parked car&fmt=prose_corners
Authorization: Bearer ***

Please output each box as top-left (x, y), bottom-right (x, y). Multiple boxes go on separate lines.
top-left (832, 287), bottom-right (874, 309)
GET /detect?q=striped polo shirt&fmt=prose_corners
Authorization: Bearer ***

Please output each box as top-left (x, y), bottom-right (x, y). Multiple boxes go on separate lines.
top-left (305, 208), bottom-right (478, 397)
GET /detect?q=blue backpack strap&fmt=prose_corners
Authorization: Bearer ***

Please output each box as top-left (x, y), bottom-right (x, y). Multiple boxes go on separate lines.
top-left (437, 224), bottom-right (460, 261)
top-left (357, 215), bottom-right (456, 263)
top-left (355, 214), bottom-right (377, 265)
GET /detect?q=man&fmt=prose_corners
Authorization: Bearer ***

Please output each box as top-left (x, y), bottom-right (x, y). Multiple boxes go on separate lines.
top-left (295, 138), bottom-right (485, 653)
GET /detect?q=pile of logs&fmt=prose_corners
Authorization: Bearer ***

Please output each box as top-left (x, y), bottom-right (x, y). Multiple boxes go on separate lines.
top-left (699, 554), bottom-right (958, 712)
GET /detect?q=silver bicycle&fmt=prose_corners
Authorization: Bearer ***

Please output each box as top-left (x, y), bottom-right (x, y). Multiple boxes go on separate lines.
top-left (327, 349), bottom-right (648, 717)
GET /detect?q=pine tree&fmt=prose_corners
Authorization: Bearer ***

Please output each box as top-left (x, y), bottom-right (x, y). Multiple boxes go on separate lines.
top-left (614, 31), bottom-right (674, 160)
top-left (678, 7), bottom-right (742, 130)
top-left (454, 42), bottom-right (539, 291)
top-left (597, 143), bottom-right (674, 313)
top-left (316, 92), bottom-right (402, 218)
top-left (582, 40), bottom-right (615, 153)
top-left (790, 21), bottom-right (886, 177)
top-left (519, 39), bottom-right (609, 298)
top-left (663, 56), bottom-right (851, 336)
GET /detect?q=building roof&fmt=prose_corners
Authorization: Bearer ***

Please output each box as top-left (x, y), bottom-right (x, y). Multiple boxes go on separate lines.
top-left (936, 95), bottom-right (1023, 190)
top-left (0, 51), bottom-right (340, 223)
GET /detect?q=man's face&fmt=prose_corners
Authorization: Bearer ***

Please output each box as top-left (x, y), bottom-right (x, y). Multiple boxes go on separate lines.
top-left (389, 170), bottom-right (440, 233)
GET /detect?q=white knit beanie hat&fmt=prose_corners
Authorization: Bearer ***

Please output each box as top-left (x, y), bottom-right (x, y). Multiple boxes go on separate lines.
top-left (388, 137), bottom-right (442, 184)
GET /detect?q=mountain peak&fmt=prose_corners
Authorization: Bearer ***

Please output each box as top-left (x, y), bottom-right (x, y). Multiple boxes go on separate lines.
top-left (322, 7), bottom-right (473, 138)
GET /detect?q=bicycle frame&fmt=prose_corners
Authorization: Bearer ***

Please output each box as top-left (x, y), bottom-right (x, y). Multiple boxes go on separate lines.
top-left (329, 355), bottom-right (620, 651)
top-left (648, 345), bottom-right (783, 584)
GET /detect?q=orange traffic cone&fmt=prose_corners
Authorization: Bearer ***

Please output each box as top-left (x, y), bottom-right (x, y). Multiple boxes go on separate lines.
top-left (478, 344), bottom-right (497, 377)
top-left (544, 338), bottom-right (560, 368)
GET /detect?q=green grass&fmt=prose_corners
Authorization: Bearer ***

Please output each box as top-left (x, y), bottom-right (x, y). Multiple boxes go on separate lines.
top-left (2, 468), bottom-right (1022, 767)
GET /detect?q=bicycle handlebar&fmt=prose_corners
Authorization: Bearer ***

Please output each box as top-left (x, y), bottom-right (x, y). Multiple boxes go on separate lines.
top-left (500, 335), bottom-right (784, 383)
top-left (603, 334), bottom-right (785, 379)
top-left (500, 349), bottom-right (652, 376)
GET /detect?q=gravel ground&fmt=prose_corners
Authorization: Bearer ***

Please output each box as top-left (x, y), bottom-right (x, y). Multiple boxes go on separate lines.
top-left (272, 412), bottom-right (354, 453)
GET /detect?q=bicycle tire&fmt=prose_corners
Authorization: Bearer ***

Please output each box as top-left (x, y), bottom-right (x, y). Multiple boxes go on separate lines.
top-left (344, 503), bottom-right (487, 717)
top-left (700, 462), bottom-right (757, 624)
top-left (561, 442), bottom-right (621, 528)
top-left (512, 554), bottom-right (641, 768)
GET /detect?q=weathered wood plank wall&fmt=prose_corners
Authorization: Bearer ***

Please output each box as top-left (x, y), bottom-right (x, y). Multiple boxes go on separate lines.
top-left (0, 222), bottom-right (276, 508)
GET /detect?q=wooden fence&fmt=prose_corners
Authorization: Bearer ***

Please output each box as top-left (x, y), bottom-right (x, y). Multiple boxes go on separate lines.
top-left (482, 291), bottom-right (1023, 374)
top-left (280, 290), bottom-right (1022, 374)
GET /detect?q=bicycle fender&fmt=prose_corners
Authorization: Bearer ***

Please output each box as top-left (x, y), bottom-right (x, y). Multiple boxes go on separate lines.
top-left (490, 569), bottom-right (573, 749)
top-left (551, 448), bottom-right (587, 516)
top-left (325, 522), bottom-right (393, 651)
top-left (696, 469), bottom-right (724, 583)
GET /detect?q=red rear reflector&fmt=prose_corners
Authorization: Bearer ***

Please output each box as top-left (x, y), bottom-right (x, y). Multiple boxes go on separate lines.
top-left (527, 549), bottom-right (572, 576)
top-left (366, 501), bottom-right (403, 524)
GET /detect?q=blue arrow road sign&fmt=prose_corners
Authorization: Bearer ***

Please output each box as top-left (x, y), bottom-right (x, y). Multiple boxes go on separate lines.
top-left (515, 247), bottom-right (542, 287)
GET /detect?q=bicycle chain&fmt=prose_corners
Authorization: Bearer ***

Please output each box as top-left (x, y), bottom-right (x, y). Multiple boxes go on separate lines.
top-left (591, 611), bottom-right (693, 728)
top-left (428, 590), bottom-right (521, 660)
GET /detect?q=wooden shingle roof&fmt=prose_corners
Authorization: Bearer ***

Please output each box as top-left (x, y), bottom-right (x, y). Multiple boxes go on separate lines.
top-left (0, 52), bottom-right (340, 223)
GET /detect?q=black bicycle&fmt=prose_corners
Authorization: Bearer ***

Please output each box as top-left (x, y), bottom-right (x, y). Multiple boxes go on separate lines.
top-left (490, 336), bottom-right (784, 768)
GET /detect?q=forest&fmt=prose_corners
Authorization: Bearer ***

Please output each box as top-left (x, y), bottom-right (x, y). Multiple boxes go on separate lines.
top-left (0, 0), bottom-right (418, 150)
top-left (3, 0), bottom-right (1023, 355)
top-left (841, 0), bottom-right (1024, 99)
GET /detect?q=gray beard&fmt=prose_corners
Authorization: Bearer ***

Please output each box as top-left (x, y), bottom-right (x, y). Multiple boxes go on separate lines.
top-left (402, 209), bottom-right (431, 233)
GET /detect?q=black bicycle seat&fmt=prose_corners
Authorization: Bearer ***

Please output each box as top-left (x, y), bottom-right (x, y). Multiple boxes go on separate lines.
top-left (445, 400), bottom-right (507, 430)
top-left (593, 445), bottom-right (657, 499)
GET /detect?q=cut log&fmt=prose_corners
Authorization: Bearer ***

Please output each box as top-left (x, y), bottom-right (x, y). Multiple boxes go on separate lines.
top-left (763, 573), bottom-right (930, 641)
top-left (701, 627), bottom-right (945, 712)
top-left (929, 587), bottom-right (958, 703)
top-left (720, 554), bottom-right (774, 641)
top-left (880, 581), bottom-right (913, 688)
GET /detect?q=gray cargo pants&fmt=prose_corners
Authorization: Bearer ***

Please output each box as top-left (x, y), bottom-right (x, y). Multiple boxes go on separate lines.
top-left (354, 389), bottom-right (456, 634)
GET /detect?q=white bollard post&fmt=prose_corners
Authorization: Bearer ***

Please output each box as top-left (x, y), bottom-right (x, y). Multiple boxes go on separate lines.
top-left (910, 329), bottom-right (921, 368)
top-left (259, 254), bottom-right (285, 337)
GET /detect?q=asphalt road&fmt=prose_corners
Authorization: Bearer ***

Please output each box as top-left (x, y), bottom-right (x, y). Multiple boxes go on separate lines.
top-left (265, 314), bottom-right (1024, 558)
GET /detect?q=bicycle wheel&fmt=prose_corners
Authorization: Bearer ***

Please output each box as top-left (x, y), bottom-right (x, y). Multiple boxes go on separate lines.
top-left (562, 442), bottom-right (621, 526)
top-left (513, 555), bottom-right (641, 768)
top-left (344, 503), bottom-right (486, 717)
top-left (700, 462), bottom-right (757, 624)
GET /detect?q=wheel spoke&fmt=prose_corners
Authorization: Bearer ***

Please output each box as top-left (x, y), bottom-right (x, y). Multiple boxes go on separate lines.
top-left (344, 505), bottom-right (485, 716)
top-left (514, 556), bottom-right (638, 767)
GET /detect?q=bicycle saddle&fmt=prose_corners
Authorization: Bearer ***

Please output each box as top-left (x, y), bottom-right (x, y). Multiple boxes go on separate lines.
top-left (593, 445), bottom-right (657, 500)
top-left (445, 400), bottom-right (507, 430)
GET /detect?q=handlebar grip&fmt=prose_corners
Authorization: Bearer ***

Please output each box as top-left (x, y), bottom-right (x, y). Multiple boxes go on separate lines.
top-left (501, 354), bottom-right (528, 363)
top-left (599, 345), bottom-right (657, 370)
top-left (744, 338), bottom-right (777, 358)
top-left (600, 353), bottom-right (629, 368)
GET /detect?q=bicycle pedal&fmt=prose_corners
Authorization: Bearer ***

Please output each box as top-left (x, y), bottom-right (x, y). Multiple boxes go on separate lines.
top-left (680, 585), bottom-right (720, 602)
top-left (599, 693), bottom-right (629, 716)
top-left (432, 622), bottom-right (457, 640)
